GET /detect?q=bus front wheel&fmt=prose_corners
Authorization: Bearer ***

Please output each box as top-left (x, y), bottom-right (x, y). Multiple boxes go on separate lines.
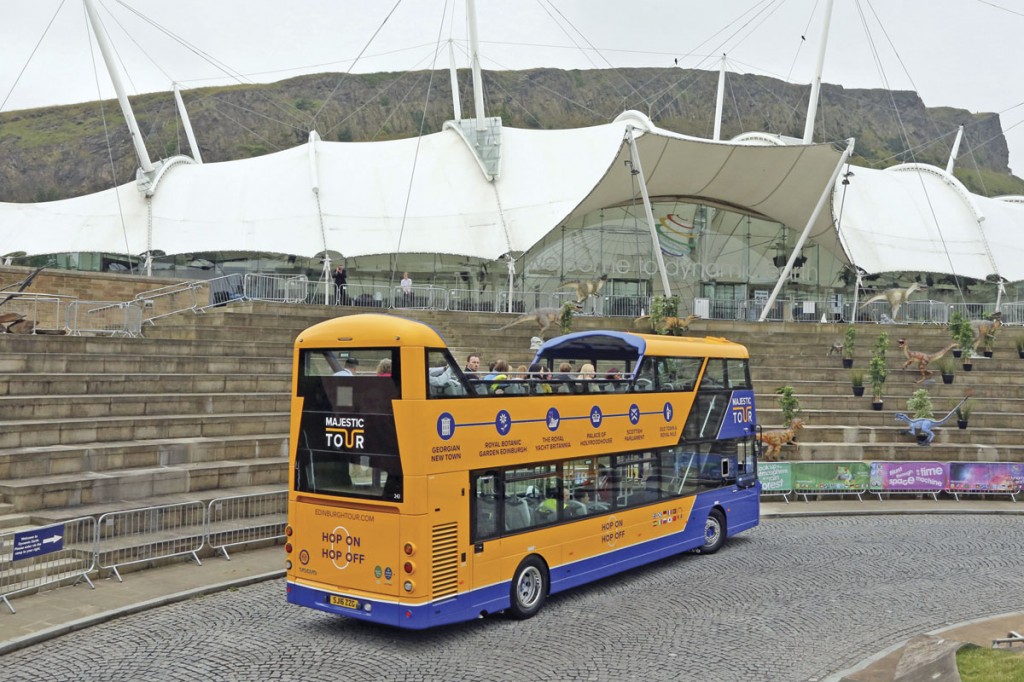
top-left (694, 508), bottom-right (726, 555)
top-left (509, 556), bottom-right (548, 619)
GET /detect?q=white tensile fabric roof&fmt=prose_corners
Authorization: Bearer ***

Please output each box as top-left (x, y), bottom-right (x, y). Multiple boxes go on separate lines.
top-left (0, 111), bottom-right (844, 263)
top-left (1, 110), bottom-right (1022, 283)
top-left (835, 163), bottom-right (1024, 281)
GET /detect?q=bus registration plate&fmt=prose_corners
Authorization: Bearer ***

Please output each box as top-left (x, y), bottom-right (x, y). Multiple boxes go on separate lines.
top-left (329, 595), bottom-right (359, 610)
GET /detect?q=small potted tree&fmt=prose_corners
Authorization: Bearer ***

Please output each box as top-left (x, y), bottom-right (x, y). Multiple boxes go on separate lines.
top-left (868, 331), bottom-right (888, 410)
top-left (842, 324), bottom-right (856, 368)
top-left (937, 357), bottom-right (955, 384)
top-left (1016, 336), bottom-right (1024, 359)
top-left (906, 388), bottom-right (935, 443)
top-left (955, 399), bottom-right (973, 429)
top-left (774, 385), bottom-right (802, 427)
top-left (949, 311), bottom-right (971, 358)
top-left (850, 369), bottom-right (865, 397)
top-left (979, 317), bottom-right (999, 358)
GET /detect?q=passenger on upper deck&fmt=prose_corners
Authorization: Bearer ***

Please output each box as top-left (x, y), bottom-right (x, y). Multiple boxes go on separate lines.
top-left (333, 357), bottom-right (359, 376)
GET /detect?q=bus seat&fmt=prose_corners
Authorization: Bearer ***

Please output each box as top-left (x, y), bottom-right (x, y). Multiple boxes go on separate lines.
top-left (504, 497), bottom-right (532, 530)
top-left (567, 499), bottom-right (588, 518)
top-left (476, 496), bottom-right (498, 537)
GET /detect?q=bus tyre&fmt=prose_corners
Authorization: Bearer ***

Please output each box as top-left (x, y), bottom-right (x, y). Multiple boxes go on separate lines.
top-left (695, 508), bottom-right (726, 555)
top-left (509, 556), bottom-right (548, 619)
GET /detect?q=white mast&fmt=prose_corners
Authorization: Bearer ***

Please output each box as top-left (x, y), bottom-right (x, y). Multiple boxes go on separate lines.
top-left (713, 54), bottom-right (726, 141)
top-left (82, 0), bottom-right (155, 174)
top-left (802, 0), bottom-right (835, 144)
top-left (626, 127), bottom-right (672, 297)
top-left (467, 0), bottom-right (486, 130)
top-left (173, 84), bottom-right (203, 163)
top-left (946, 125), bottom-right (965, 174)
top-left (448, 40), bottom-right (463, 121)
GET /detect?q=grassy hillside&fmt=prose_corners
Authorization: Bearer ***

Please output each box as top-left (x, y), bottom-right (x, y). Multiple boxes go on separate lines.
top-left (1, 66), bottom-right (1020, 202)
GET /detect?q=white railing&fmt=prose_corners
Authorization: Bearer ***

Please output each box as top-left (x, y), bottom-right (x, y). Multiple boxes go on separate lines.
top-left (206, 491), bottom-right (287, 560)
top-left (96, 502), bottom-right (206, 582)
top-left (67, 300), bottom-right (144, 337)
top-left (0, 517), bottom-right (96, 614)
top-left (0, 292), bottom-right (76, 333)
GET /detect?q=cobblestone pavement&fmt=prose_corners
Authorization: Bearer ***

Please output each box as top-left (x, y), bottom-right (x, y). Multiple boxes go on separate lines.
top-left (3, 515), bottom-right (1023, 682)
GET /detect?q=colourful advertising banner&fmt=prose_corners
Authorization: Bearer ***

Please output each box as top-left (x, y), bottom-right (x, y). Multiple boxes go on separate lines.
top-left (792, 461), bottom-right (870, 492)
top-left (758, 462), bottom-right (792, 492)
top-left (1008, 464), bottom-right (1024, 491)
top-left (869, 462), bottom-right (947, 492)
top-left (948, 462), bottom-right (1021, 493)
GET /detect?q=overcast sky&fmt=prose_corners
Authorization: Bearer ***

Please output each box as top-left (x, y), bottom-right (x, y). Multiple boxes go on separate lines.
top-left (3, 0), bottom-right (1024, 176)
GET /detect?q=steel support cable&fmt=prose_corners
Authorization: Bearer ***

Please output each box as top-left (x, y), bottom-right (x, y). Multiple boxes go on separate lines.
top-left (113, 0), bottom-right (308, 130)
top-left (312, 0), bottom-right (405, 127)
top-left (390, 0), bottom-right (447, 290)
top-left (1, 0), bottom-right (68, 112)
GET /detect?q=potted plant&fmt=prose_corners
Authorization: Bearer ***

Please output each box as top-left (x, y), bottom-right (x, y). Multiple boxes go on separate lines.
top-left (949, 311), bottom-right (974, 359)
top-left (955, 399), bottom-right (973, 429)
top-left (937, 357), bottom-right (955, 384)
top-left (1017, 336), bottom-right (1024, 359)
top-left (850, 369), bottom-right (865, 397)
top-left (868, 332), bottom-right (888, 410)
top-left (649, 294), bottom-right (680, 335)
top-left (774, 385), bottom-right (802, 427)
top-left (979, 315), bottom-right (999, 357)
top-left (842, 324), bottom-right (856, 368)
top-left (558, 301), bottom-right (576, 335)
top-left (906, 388), bottom-right (934, 443)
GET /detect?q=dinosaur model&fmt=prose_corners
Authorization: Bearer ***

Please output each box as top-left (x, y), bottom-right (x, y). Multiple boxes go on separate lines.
top-left (562, 274), bottom-right (608, 304)
top-left (632, 313), bottom-right (700, 335)
top-left (756, 418), bottom-right (804, 461)
top-left (494, 304), bottom-right (579, 337)
top-left (894, 395), bottom-right (971, 445)
top-left (858, 282), bottom-right (924, 320)
top-left (897, 338), bottom-right (956, 383)
top-left (826, 340), bottom-right (844, 356)
top-left (969, 311), bottom-right (1002, 354)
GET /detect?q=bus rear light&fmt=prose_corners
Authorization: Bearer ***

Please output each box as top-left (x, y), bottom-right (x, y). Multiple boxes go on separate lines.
top-left (403, 542), bottom-right (415, 556)
top-left (403, 580), bottom-right (415, 593)
top-left (285, 526), bottom-right (293, 537)
top-left (285, 542), bottom-right (293, 553)
top-left (286, 560), bottom-right (292, 570)
top-left (403, 561), bottom-right (415, 574)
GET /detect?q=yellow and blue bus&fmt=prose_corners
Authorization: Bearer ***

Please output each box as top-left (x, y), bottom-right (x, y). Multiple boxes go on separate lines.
top-left (285, 313), bottom-right (760, 628)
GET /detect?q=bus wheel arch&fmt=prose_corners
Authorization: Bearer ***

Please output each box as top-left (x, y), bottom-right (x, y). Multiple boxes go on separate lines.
top-left (694, 507), bottom-right (727, 555)
top-left (508, 554), bottom-right (549, 619)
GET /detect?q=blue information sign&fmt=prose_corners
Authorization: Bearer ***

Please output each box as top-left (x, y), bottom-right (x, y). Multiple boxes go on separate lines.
top-left (13, 523), bottom-right (65, 561)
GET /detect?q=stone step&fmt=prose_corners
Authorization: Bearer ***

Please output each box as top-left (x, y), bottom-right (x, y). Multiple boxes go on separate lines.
top-left (0, 392), bottom-right (289, 420)
top-left (792, 423), bottom-right (1020, 446)
top-left (27, 483), bottom-right (288, 525)
top-left (0, 372), bottom-right (290, 397)
top-left (0, 457), bottom-right (287, 513)
top-left (757, 407), bottom-right (1010, 429)
top-left (0, 353), bottom-right (290, 375)
top-left (777, 441), bottom-right (1021, 462)
top-left (142, 325), bottom-right (303, 345)
top-left (0, 331), bottom-right (291, 359)
top-left (0, 412), bottom-right (288, 449)
top-left (0, 513), bottom-right (36, 532)
top-left (0, 434), bottom-right (289, 480)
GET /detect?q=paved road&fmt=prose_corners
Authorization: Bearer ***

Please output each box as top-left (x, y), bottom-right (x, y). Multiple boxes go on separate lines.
top-left (3, 515), bottom-right (1023, 681)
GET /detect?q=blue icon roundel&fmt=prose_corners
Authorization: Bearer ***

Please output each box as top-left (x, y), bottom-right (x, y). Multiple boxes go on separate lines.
top-left (628, 403), bottom-right (641, 425)
top-left (436, 412), bottom-right (456, 440)
top-left (663, 402), bottom-right (674, 422)
top-left (589, 406), bottom-right (603, 428)
top-left (496, 410), bottom-right (512, 436)
top-left (546, 407), bottom-right (560, 432)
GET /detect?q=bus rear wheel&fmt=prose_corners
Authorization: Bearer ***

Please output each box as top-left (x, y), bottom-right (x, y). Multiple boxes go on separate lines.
top-left (694, 508), bottom-right (726, 555)
top-left (509, 556), bottom-right (547, 619)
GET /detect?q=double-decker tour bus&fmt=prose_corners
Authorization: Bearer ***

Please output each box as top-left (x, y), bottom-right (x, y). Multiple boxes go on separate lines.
top-left (285, 313), bottom-right (759, 629)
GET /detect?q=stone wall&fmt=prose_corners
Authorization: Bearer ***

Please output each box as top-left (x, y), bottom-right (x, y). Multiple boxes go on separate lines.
top-left (0, 266), bottom-right (182, 302)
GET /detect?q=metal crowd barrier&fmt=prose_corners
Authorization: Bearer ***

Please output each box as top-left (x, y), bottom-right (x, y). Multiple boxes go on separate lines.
top-left (392, 284), bottom-right (448, 310)
top-left (67, 300), bottom-right (144, 337)
top-left (0, 517), bottom-right (96, 614)
top-left (206, 491), bottom-right (287, 560)
top-left (0, 292), bottom-right (75, 333)
top-left (96, 502), bottom-right (206, 582)
top-left (243, 273), bottom-right (310, 304)
top-left (0, 491), bottom-right (287, 608)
